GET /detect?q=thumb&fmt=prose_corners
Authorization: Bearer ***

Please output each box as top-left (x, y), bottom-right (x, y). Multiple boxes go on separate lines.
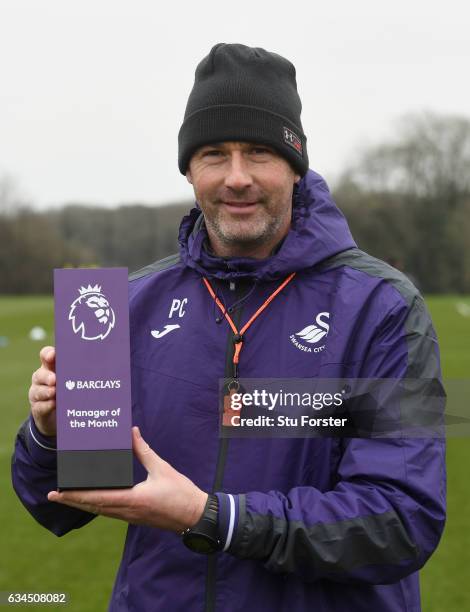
top-left (40, 346), bottom-right (56, 370)
top-left (132, 426), bottom-right (159, 473)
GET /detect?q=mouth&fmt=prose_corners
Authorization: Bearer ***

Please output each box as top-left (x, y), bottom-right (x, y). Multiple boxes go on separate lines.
top-left (222, 201), bottom-right (258, 213)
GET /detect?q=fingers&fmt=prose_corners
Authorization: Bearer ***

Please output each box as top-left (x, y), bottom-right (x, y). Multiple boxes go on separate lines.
top-left (49, 488), bottom-right (130, 507)
top-left (31, 399), bottom-right (56, 417)
top-left (48, 489), bottom-right (132, 517)
top-left (32, 346), bottom-right (56, 394)
top-left (48, 491), bottom-right (99, 515)
top-left (29, 382), bottom-right (55, 403)
top-left (29, 347), bottom-right (57, 437)
top-left (31, 367), bottom-right (56, 388)
top-left (39, 346), bottom-right (56, 372)
top-left (29, 366), bottom-right (56, 412)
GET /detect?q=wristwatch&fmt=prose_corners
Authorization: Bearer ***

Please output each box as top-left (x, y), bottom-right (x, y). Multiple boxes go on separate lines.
top-left (181, 494), bottom-right (223, 554)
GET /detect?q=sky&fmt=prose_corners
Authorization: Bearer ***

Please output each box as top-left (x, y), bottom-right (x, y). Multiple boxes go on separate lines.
top-left (0, 0), bottom-right (469, 209)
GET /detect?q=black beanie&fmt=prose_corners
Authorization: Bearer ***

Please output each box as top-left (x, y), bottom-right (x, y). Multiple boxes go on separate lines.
top-left (178, 43), bottom-right (309, 176)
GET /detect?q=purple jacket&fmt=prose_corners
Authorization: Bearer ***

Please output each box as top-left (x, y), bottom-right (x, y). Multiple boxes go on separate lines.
top-left (12, 170), bottom-right (446, 611)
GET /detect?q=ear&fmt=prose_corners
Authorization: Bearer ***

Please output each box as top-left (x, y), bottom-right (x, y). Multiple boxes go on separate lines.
top-left (294, 173), bottom-right (301, 184)
top-left (186, 170), bottom-right (193, 185)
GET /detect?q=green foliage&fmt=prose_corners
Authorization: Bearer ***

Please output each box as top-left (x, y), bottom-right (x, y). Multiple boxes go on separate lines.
top-left (1, 295), bottom-right (469, 611)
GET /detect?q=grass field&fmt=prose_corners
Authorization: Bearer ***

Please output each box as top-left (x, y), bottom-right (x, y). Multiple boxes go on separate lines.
top-left (0, 295), bottom-right (469, 611)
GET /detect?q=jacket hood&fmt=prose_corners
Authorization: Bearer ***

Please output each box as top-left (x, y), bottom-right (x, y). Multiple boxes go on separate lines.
top-left (178, 169), bottom-right (356, 280)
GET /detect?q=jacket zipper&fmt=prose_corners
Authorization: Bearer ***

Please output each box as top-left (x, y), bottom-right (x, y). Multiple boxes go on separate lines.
top-left (205, 278), bottom-right (246, 612)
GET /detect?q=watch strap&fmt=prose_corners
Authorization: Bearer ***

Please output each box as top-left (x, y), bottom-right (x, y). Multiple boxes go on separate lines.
top-left (181, 493), bottom-right (222, 554)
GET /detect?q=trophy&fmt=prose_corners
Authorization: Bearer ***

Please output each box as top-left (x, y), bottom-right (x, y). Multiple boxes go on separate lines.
top-left (54, 268), bottom-right (133, 489)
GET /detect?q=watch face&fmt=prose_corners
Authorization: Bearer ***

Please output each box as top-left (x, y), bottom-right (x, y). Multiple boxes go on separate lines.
top-left (183, 532), bottom-right (219, 554)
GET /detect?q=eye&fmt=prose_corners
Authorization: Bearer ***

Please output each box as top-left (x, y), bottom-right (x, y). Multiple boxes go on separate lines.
top-left (251, 146), bottom-right (272, 156)
top-left (202, 149), bottom-right (223, 158)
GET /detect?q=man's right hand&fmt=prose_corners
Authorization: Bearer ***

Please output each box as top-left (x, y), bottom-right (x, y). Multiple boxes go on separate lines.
top-left (29, 346), bottom-right (57, 437)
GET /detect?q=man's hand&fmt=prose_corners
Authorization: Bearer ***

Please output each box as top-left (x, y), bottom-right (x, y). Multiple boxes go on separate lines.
top-left (47, 426), bottom-right (208, 533)
top-left (29, 346), bottom-right (57, 437)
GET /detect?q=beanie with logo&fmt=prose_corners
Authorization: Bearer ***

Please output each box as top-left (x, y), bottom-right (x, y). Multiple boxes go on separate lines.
top-left (178, 43), bottom-right (309, 176)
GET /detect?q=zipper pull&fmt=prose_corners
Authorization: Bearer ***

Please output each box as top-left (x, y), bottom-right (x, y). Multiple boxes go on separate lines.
top-left (223, 380), bottom-right (243, 427)
top-left (232, 333), bottom-right (244, 379)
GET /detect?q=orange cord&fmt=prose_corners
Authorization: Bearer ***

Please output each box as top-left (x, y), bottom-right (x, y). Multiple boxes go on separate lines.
top-left (203, 273), bottom-right (296, 370)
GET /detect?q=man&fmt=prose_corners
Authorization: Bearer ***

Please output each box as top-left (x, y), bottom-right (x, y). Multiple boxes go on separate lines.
top-left (12, 43), bottom-right (446, 611)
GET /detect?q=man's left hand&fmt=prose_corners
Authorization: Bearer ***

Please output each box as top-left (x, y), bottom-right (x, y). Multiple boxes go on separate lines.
top-left (47, 426), bottom-right (208, 533)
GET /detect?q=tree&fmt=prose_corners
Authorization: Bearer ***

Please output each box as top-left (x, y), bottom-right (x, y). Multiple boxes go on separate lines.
top-left (335, 112), bottom-right (470, 292)
top-left (0, 174), bottom-right (28, 217)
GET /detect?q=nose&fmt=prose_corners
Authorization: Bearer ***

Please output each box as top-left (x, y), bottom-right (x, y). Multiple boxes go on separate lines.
top-left (223, 151), bottom-right (253, 191)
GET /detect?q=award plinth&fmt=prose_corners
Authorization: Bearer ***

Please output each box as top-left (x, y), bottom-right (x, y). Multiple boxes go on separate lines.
top-left (54, 268), bottom-right (133, 490)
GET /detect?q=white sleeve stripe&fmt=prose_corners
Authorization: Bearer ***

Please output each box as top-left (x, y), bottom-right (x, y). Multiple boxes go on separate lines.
top-left (223, 493), bottom-right (236, 552)
top-left (28, 422), bottom-right (56, 451)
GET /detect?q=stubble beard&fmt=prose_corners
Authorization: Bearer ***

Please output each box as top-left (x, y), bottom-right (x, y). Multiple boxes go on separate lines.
top-left (205, 200), bottom-right (290, 251)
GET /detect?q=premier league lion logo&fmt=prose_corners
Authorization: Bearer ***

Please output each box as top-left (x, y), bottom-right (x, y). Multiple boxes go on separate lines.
top-left (68, 284), bottom-right (116, 341)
